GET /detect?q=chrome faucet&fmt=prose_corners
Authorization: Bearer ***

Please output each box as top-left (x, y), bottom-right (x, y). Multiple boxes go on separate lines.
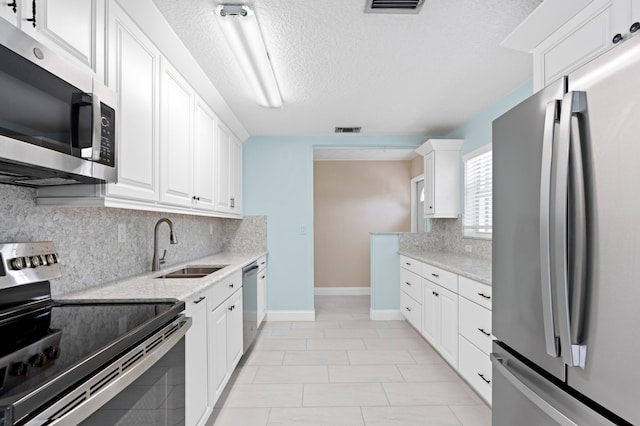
top-left (152, 218), bottom-right (178, 271)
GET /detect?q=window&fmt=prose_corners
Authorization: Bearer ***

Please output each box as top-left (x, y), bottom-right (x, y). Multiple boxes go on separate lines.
top-left (463, 145), bottom-right (492, 238)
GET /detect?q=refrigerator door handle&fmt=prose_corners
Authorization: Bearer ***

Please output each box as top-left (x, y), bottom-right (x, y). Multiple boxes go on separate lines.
top-left (555, 91), bottom-right (588, 368)
top-left (540, 99), bottom-right (561, 358)
top-left (491, 353), bottom-right (579, 426)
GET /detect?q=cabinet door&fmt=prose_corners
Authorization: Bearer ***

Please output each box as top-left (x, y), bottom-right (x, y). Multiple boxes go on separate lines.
top-left (214, 121), bottom-right (232, 213)
top-left (185, 296), bottom-right (209, 426)
top-left (422, 281), bottom-right (440, 346)
top-left (210, 301), bottom-right (229, 400)
top-left (160, 58), bottom-right (193, 207)
top-left (19, 0), bottom-right (102, 76)
top-left (226, 289), bottom-right (244, 371)
top-left (105, 3), bottom-right (160, 202)
top-left (0, 1), bottom-right (19, 26)
top-left (423, 152), bottom-right (435, 216)
top-left (230, 135), bottom-right (243, 214)
top-left (193, 96), bottom-right (216, 211)
top-left (438, 288), bottom-right (459, 368)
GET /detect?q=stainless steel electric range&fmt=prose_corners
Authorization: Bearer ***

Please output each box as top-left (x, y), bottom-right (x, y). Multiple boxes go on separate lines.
top-left (0, 242), bottom-right (190, 425)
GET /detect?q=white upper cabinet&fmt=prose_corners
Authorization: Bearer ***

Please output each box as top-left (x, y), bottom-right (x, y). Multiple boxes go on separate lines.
top-left (193, 96), bottom-right (217, 211)
top-left (160, 58), bottom-right (194, 207)
top-left (214, 121), bottom-right (242, 216)
top-left (415, 139), bottom-right (464, 219)
top-left (502, 0), bottom-right (640, 91)
top-left (14, 0), bottom-right (104, 80)
top-left (104, 1), bottom-right (160, 202)
top-left (0, 0), bottom-right (19, 27)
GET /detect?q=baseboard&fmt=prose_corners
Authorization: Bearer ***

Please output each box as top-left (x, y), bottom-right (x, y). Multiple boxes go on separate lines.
top-left (265, 310), bottom-right (316, 321)
top-left (314, 287), bottom-right (371, 296)
top-left (369, 309), bottom-right (404, 321)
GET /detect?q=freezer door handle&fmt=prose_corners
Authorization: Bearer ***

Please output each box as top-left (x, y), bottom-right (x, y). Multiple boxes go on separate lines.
top-left (491, 353), bottom-right (579, 426)
top-left (555, 91), bottom-right (588, 368)
top-left (540, 99), bottom-right (560, 357)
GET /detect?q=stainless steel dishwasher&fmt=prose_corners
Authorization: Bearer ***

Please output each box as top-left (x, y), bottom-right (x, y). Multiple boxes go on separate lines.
top-left (242, 261), bottom-right (260, 351)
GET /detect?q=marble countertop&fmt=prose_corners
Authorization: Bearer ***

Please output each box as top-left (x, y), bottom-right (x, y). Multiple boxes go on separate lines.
top-left (398, 250), bottom-right (492, 286)
top-left (58, 251), bottom-right (267, 302)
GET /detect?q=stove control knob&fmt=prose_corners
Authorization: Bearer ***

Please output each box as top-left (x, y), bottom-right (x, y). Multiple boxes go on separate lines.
top-left (30, 256), bottom-right (42, 267)
top-left (29, 353), bottom-right (46, 368)
top-left (10, 362), bottom-right (30, 377)
top-left (10, 257), bottom-right (26, 270)
top-left (44, 346), bottom-right (60, 360)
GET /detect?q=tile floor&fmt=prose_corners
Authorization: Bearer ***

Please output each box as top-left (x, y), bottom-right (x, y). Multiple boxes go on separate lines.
top-left (207, 295), bottom-right (491, 426)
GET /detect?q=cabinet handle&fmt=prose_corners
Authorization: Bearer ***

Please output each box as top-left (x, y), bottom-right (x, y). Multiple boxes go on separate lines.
top-left (405, 281), bottom-right (411, 286)
top-left (477, 292), bottom-right (491, 300)
top-left (228, 304), bottom-right (235, 311)
top-left (229, 283), bottom-right (234, 288)
top-left (8, 0), bottom-right (17, 13)
top-left (405, 307), bottom-right (411, 312)
top-left (193, 296), bottom-right (206, 304)
top-left (405, 262), bottom-right (411, 266)
top-left (478, 373), bottom-right (491, 384)
top-left (261, 275), bottom-right (265, 279)
top-left (261, 261), bottom-right (266, 265)
top-left (631, 22), bottom-right (640, 34)
top-left (432, 291), bottom-right (439, 297)
top-left (431, 273), bottom-right (439, 278)
top-left (612, 33), bottom-right (623, 44)
top-left (230, 197), bottom-right (235, 208)
top-left (192, 196), bottom-right (201, 201)
top-left (478, 328), bottom-right (491, 337)
top-left (26, 0), bottom-right (36, 27)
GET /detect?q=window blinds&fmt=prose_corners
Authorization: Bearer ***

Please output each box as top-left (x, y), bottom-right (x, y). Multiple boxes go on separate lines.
top-left (464, 149), bottom-right (492, 235)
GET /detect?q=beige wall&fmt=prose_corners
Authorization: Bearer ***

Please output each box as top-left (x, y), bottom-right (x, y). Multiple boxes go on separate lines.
top-left (314, 160), bottom-right (412, 288)
top-left (411, 155), bottom-right (424, 178)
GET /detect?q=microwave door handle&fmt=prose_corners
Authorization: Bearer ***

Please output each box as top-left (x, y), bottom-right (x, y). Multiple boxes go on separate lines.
top-left (90, 92), bottom-right (102, 161)
top-left (540, 100), bottom-right (560, 358)
top-left (555, 91), bottom-right (588, 368)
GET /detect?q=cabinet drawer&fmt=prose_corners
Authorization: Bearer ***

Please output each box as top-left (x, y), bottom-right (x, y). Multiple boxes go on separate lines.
top-left (208, 270), bottom-right (242, 310)
top-left (400, 290), bottom-right (421, 331)
top-left (459, 297), bottom-right (492, 355)
top-left (422, 263), bottom-right (457, 293)
top-left (459, 276), bottom-right (492, 310)
top-left (458, 336), bottom-right (492, 405)
top-left (257, 255), bottom-right (267, 272)
top-left (400, 268), bottom-right (422, 303)
top-left (400, 255), bottom-right (422, 276)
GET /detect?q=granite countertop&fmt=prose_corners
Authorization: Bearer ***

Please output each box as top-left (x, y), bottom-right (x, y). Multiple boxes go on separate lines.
top-left (58, 251), bottom-right (267, 302)
top-left (398, 249), bottom-right (492, 286)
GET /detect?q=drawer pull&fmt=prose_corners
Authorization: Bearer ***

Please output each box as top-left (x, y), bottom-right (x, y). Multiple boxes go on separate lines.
top-left (405, 307), bottom-right (411, 312)
top-left (405, 262), bottom-right (411, 266)
top-left (477, 292), bottom-right (491, 300)
top-left (405, 281), bottom-right (412, 286)
top-left (229, 283), bottom-right (234, 288)
top-left (193, 296), bottom-right (206, 304)
top-left (478, 373), bottom-right (491, 384)
top-left (228, 304), bottom-right (235, 311)
top-left (478, 328), bottom-right (491, 337)
top-left (432, 291), bottom-right (439, 297)
top-left (261, 275), bottom-right (266, 279)
top-left (431, 273), bottom-right (439, 278)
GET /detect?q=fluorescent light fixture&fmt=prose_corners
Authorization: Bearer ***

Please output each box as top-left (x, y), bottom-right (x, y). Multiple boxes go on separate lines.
top-left (215, 4), bottom-right (282, 108)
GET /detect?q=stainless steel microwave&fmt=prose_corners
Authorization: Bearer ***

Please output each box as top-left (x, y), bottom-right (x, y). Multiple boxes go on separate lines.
top-left (0, 18), bottom-right (117, 187)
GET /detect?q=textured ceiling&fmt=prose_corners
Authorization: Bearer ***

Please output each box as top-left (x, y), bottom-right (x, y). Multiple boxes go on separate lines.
top-left (314, 148), bottom-right (417, 161)
top-left (151, 0), bottom-right (541, 137)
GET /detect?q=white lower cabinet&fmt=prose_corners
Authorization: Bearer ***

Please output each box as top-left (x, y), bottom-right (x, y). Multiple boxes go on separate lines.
top-left (184, 293), bottom-right (210, 426)
top-left (257, 255), bottom-right (268, 326)
top-left (422, 279), bottom-right (458, 369)
top-left (399, 256), bottom-right (491, 404)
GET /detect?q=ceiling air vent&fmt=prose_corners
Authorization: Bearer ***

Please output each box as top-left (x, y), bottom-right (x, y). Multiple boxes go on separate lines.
top-left (335, 127), bottom-right (362, 134)
top-left (365, 0), bottom-right (425, 14)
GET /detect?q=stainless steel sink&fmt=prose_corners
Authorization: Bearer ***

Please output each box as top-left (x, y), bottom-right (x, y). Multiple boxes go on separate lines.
top-left (155, 265), bottom-right (228, 279)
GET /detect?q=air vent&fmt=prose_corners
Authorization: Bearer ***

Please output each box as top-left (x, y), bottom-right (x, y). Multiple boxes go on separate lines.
top-left (365, 0), bottom-right (425, 14)
top-left (335, 127), bottom-right (362, 134)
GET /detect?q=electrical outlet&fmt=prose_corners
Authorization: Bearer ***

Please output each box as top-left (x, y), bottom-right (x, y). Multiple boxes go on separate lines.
top-left (300, 226), bottom-right (306, 235)
top-left (464, 245), bottom-right (472, 253)
top-left (117, 224), bottom-right (127, 243)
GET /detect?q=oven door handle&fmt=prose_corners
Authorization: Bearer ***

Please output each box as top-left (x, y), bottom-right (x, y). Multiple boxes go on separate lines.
top-left (32, 315), bottom-right (191, 426)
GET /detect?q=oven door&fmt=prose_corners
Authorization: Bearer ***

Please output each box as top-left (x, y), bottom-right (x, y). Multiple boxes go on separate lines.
top-left (28, 316), bottom-right (190, 426)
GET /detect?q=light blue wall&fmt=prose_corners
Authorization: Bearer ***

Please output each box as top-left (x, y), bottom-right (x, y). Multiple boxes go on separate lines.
top-left (447, 80), bottom-right (533, 209)
top-left (370, 234), bottom-right (400, 310)
top-left (243, 136), bottom-right (427, 311)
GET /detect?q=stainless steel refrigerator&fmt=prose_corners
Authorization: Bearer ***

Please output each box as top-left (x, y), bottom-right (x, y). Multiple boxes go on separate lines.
top-left (492, 32), bottom-right (640, 426)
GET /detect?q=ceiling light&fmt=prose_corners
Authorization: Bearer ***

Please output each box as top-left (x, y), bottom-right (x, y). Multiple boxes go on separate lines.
top-left (215, 4), bottom-right (282, 108)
